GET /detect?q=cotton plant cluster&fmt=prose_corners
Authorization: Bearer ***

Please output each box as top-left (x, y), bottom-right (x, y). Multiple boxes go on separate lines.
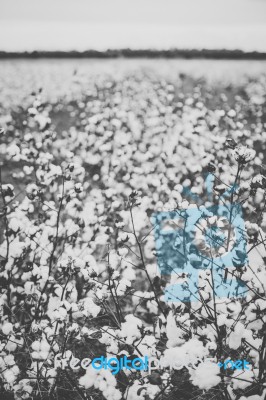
top-left (0, 72), bottom-right (265, 400)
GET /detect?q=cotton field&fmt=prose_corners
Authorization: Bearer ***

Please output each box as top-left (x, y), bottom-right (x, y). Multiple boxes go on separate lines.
top-left (0, 60), bottom-right (266, 400)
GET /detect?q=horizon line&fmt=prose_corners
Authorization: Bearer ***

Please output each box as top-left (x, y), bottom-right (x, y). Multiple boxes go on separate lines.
top-left (1, 48), bottom-right (266, 60)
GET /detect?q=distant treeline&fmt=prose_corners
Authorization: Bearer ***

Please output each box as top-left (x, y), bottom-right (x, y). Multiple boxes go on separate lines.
top-left (1, 49), bottom-right (266, 59)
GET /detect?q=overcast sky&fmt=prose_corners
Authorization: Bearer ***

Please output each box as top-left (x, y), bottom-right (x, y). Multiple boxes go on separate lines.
top-left (0, 0), bottom-right (266, 51)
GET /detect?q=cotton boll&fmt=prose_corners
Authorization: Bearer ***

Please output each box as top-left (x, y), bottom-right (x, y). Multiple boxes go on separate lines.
top-left (79, 367), bottom-right (121, 400)
top-left (122, 266), bottom-right (135, 280)
top-left (232, 369), bottom-right (258, 390)
top-left (14, 379), bottom-right (33, 400)
top-left (4, 355), bottom-right (15, 366)
top-left (163, 346), bottom-right (189, 369)
top-left (40, 339), bottom-right (50, 354)
top-left (120, 315), bottom-right (142, 344)
top-left (79, 370), bottom-right (96, 389)
top-left (217, 314), bottom-right (227, 327)
top-left (57, 307), bottom-right (68, 321)
top-left (99, 380), bottom-right (107, 392)
top-left (146, 263), bottom-right (160, 279)
top-left (2, 322), bottom-right (13, 336)
top-left (190, 361), bottom-right (221, 390)
top-left (3, 369), bottom-right (16, 384)
top-left (46, 368), bottom-right (57, 384)
top-left (183, 339), bottom-right (208, 360)
top-left (254, 298), bottom-right (266, 311)
top-left (138, 335), bottom-right (158, 358)
top-left (146, 385), bottom-right (160, 399)
top-left (5, 337), bottom-right (17, 352)
top-left (127, 383), bottom-right (145, 400)
top-left (109, 250), bottom-right (120, 270)
top-left (147, 299), bottom-right (158, 314)
top-left (82, 297), bottom-right (101, 317)
top-left (116, 279), bottom-right (131, 296)
top-left (228, 322), bottom-right (244, 349)
top-left (31, 341), bottom-right (41, 352)
top-left (166, 311), bottom-right (185, 347)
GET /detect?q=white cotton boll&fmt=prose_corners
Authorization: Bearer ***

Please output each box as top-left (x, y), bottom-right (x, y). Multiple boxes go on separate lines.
top-left (7, 144), bottom-right (20, 158)
top-left (242, 329), bottom-right (258, 345)
top-left (116, 279), bottom-right (131, 296)
top-left (103, 389), bottom-right (110, 399)
top-left (3, 369), bottom-right (16, 384)
top-left (57, 307), bottom-right (68, 321)
top-left (9, 241), bottom-right (25, 258)
top-left (79, 372), bottom-right (95, 389)
top-left (40, 340), bottom-right (50, 353)
top-left (83, 297), bottom-right (101, 317)
top-left (62, 300), bottom-right (72, 312)
top-left (101, 369), bottom-right (116, 386)
top-left (228, 109), bottom-right (236, 118)
top-left (138, 335), bottom-right (157, 358)
top-left (120, 315), bottom-right (142, 344)
top-left (183, 339), bottom-right (208, 360)
top-left (31, 341), bottom-right (41, 352)
top-left (46, 368), bottom-right (57, 384)
top-left (132, 209), bottom-right (148, 233)
top-left (207, 341), bottom-right (217, 351)
top-left (39, 351), bottom-right (48, 360)
top-left (12, 365), bottom-right (20, 376)
top-left (166, 311), bottom-right (185, 347)
top-left (122, 266), bottom-right (135, 280)
top-left (191, 361), bottom-right (221, 390)
top-left (95, 233), bottom-right (109, 245)
top-left (232, 369), bottom-right (257, 390)
top-left (109, 250), bottom-right (120, 270)
top-left (24, 281), bottom-right (35, 295)
top-left (163, 347), bottom-right (189, 369)
top-left (117, 247), bottom-right (128, 257)
top-left (112, 271), bottom-right (120, 279)
top-left (127, 383), bottom-right (145, 400)
top-left (112, 389), bottom-right (122, 400)
top-left (4, 355), bottom-right (15, 366)
top-left (226, 301), bottom-right (242, 316)
top-left (249, 350), bottom-right (260, 366)
top-left (254, 299), bottom-right (266, 311)
top-left (146, 264), bottom-right (160, 279)
top-left (14, 379), bottom-right (33, 399)
top-left (146, 385), bottom-right (160, 399)
top-left (228, 323), bottom-right (244, 349)
top-left (94, 377), bottom-right (101, 389)
top-left (147, 299), bottom-right (158, 314)
top-left (99, 380), bottom-right (107, 392)
top-left (2, 322), bottom-right (13, 336)
top-left (83, 254), bottom-right (97, 269)
top-left (31, 351), bottom-right (40, 359)
top-left (9, 218), bottom-right (20, 233)
top-left (5, 338), bottom-right (17, 352)
top-left (217, 314), bottom-right (227, 327)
